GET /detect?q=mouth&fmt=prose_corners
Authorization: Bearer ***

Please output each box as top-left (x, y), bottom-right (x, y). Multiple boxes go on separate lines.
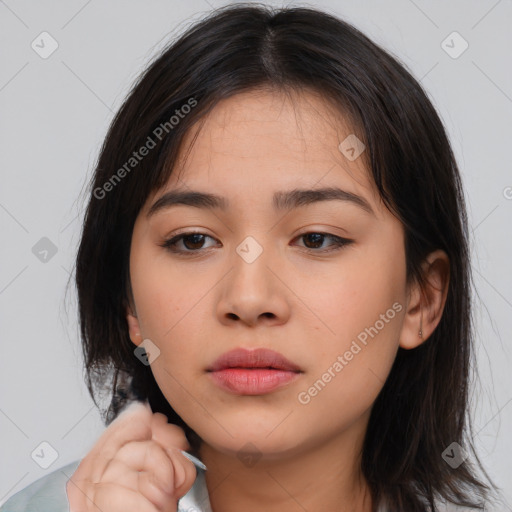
top-left (206, 348), bottom-right (303, 395)
top-left (206, 347), bottom-right (303, 373)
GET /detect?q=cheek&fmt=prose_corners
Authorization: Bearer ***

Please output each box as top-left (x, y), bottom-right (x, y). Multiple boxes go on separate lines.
top-left (311, 246), bottom-right (405, 343)
top-left (297, 291), bottom-right (403, 431)
top-left (306, 241), bottom-right (405, 393)
top-left (131, 248), bottom-right (196, 337)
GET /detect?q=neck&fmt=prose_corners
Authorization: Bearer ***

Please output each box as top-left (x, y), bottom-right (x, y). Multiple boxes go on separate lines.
top-left (197, 412), bottom-right (373, 512)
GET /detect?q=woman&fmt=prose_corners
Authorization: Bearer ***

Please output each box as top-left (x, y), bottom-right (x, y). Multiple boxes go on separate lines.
top-left (1, 4), bottom-right (503, 511)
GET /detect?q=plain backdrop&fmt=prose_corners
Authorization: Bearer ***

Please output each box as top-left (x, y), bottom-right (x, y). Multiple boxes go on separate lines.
top-left (1, 0), bottom-right (511, 507)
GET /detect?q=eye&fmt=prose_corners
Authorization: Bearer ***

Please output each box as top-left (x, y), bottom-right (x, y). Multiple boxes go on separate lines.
top-left (293, 232), bottom-right (353, 253)
top-left (159, 231), bottom-right (353, 255)
top-left (159, 232), bottom-right (218, 254)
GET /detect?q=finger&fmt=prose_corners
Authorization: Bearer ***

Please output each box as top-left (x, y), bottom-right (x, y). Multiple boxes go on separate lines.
top-left (74, 401), bottom-right (154, 484)
top-left (103, 441), bottom-right (175, 495)
top-left (97, 401), bottom-right (154, 456)
top-left (100, 458), bottom-right (175, 512)
top-left (150, 413), bottom-right (191, 453)
top-left (166, 448), bottom-right (198, 500)
top-left (93, 481), bottom-right (175, 512)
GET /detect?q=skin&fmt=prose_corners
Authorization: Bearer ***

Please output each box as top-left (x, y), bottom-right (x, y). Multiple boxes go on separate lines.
top-left (67, 401), bottom-right (197, 512)
top-left (125, 88), bottom-right (450, 512)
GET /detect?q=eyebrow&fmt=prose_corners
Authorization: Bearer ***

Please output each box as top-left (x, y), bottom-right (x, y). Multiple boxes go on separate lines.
top-left (146, 186), bottom-right (375, 218)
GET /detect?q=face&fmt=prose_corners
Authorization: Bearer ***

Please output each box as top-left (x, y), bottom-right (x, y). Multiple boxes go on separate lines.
top-left (126, 88), bottom-right (413, 460)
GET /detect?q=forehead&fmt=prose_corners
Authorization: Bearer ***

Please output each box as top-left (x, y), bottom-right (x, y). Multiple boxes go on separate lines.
top-left (144, 88), bottom-right (381, 215)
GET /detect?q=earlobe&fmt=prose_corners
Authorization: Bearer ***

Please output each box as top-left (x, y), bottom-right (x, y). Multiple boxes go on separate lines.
top-left (125, 305), bottom-right (143, 346)
top-left (399, 249), bottom-right (450, 350)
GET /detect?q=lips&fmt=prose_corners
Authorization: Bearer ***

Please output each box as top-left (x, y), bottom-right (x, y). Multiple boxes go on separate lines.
top-left (207, 347), bottom-right (302, 373)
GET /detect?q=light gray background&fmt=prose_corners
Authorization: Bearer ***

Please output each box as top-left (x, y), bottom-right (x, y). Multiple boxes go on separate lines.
top-left (1, 0), bottom-right (511, 507)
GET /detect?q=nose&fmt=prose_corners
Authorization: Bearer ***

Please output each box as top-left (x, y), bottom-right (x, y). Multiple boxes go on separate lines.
top-left (215, 237), bottom-right (291, 328)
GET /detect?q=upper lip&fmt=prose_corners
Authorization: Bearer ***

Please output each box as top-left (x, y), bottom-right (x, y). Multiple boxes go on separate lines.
top-left (207, 348), bottom-right (302, 372)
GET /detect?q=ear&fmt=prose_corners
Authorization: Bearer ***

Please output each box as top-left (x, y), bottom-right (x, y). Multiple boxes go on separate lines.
top-left (125, 303), bottom-right (143, 347)
top-left (399, 249), bottom-right (450, 350)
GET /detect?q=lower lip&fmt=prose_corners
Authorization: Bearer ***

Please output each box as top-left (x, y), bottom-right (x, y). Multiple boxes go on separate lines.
top-left (208, 368), bottom-right (301, 395)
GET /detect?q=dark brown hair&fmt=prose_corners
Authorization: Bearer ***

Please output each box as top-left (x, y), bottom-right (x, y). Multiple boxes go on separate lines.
top-left (71, 3), bottom-right (500, 510)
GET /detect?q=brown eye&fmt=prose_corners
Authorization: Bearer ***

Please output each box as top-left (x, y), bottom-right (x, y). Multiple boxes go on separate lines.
top-left (160, 232), bottom-right (218, 253)
top-left (301, 232), bottom-right (326, 249)
top-left (294, 232), bottom-right (353, 253)
top-left (179, 233), bottom-right (208, 250)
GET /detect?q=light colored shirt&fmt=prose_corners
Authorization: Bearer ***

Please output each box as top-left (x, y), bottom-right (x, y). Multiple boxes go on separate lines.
top-left (0, 457), bottom-right (491, 512)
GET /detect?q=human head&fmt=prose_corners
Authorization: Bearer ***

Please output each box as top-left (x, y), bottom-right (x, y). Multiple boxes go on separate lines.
top-left (74, 4), bottom-right (494, 509)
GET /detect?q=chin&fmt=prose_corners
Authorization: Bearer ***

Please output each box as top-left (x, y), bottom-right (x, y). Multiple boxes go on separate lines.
top-left (199, 425), bottom-right (303, 459)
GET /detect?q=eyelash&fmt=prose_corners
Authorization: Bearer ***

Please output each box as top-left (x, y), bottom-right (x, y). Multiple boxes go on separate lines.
top-left (159, 231), bottom-right (353, 256)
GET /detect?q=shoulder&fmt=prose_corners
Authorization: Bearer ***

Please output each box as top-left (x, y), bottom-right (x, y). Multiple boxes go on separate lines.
top-left (0, 459), bottom-right (81, 512)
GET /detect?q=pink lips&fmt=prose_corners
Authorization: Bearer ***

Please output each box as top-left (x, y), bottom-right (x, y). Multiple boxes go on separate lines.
top-left (207, 347), bottom-right (302, 372)
top-left (206, 348), bottom-right (303, 395)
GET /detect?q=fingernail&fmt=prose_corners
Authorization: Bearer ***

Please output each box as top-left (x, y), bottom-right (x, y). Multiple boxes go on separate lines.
top-left (180, 450), bottom-right (207, 470)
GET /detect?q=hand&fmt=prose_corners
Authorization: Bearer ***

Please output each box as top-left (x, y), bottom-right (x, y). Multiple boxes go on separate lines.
top-left (66, 401), bottom-right (197, 512)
